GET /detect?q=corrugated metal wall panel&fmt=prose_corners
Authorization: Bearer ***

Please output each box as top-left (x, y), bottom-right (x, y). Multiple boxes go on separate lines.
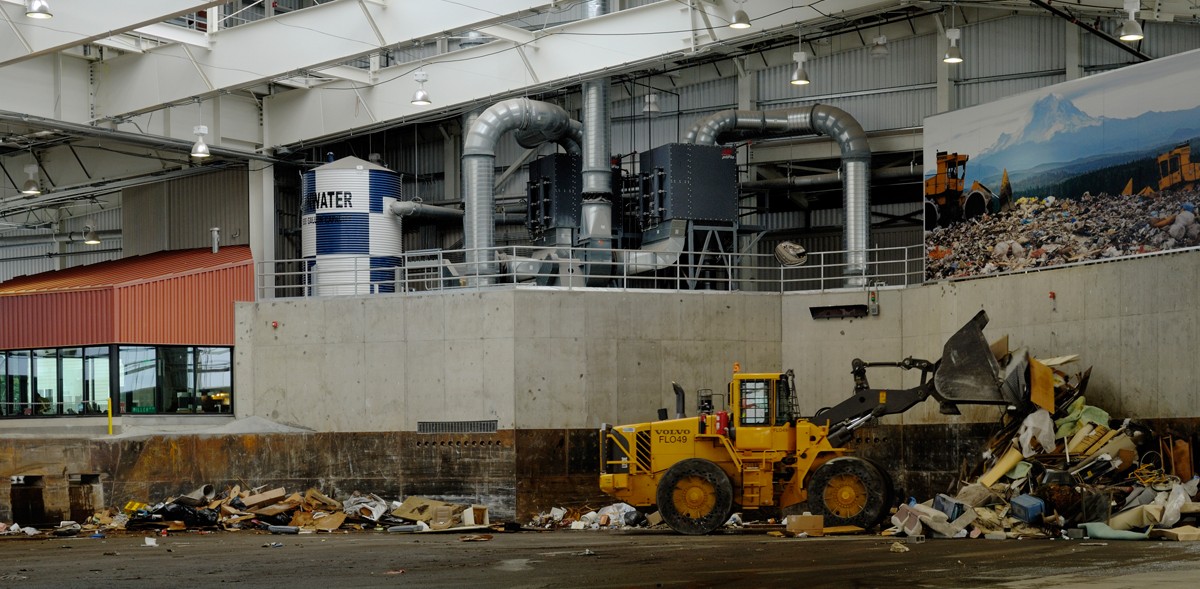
top-left (122, 183), bottom-right (169, 256)
top-left (768, 89), bottom-right (937, 132)
top-left (115, 261), bottom-right (254, 346)
top-left (121, 169), bottom-right (249, 256)
top-left (0, 289), bottom-right (114, 349)
top-left (677, 77), bottom-right (737, 112)
top-left (955, 74), bottom-right (1067, 110)
top-left (760, 34), bottom-right (938, 103)
top-left (0, 244), bottom-right (57, 282)
top-left (60, 208), bottom-right (123, 269)
top-left (167, 168), bottom-right (250, 251)
top-left (1082, 22), bottom-right (1200, 72)
top-left (956, 16), bottom-right (1065, 80)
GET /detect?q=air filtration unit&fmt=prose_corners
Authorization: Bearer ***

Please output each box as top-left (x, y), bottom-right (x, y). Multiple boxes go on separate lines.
top-left (301, 156), bottom-right (403, 295)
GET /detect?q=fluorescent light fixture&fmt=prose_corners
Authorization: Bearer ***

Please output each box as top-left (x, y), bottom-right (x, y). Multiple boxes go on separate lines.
top-left (25, 0), bottom-right (52, 19)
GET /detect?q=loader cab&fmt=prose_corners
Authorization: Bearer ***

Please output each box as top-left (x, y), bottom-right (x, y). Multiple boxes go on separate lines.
top-left (729, 370), bottom-right (797, 451)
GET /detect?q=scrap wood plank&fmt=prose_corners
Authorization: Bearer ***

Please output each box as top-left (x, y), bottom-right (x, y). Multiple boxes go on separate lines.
top-left (822, 525), bottom-right (866, 535)
top-left (243, 487), bottom-right (287, 509)
top-left (254, 502), bottom-right (297, 517)
top-left (1028, 357), bottom-right (1055, 412)
top-left (304, 488), bottom-right (342, 510)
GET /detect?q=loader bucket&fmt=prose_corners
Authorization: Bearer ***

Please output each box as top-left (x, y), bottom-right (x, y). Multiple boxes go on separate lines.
top-left (932, 310), bottom-right (1024, 410)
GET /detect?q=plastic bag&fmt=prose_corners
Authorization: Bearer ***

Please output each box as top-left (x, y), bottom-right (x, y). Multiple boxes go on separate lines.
top-left (1018, 409), bottom-right (1056, 457)
top-left (1161, 483), bottom-right (1190, 528)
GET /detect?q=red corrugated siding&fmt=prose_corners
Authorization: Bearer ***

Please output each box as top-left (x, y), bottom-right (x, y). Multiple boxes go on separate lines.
top-left (115, 261), bottom-right (255, 346)
top-left (0, 246), bottom-right (252, 293)
top-left (0, 247), bottom-right (255, 349)
top-left (0, 289), bottom-right (115, 349)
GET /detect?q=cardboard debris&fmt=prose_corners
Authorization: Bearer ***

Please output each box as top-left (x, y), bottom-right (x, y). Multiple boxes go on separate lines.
top-left (242, 487), bottom-right (286, 509)
top-left (785, 514), bottom-right (824, 537)
top-left (392, 496), bottom-right (461, 523)
top-left (1150, 525), bottom-right (1200, 542)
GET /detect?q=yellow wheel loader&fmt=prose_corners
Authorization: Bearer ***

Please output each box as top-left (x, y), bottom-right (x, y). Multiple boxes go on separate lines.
top-left (599, 310), bottom-right (1023, 535)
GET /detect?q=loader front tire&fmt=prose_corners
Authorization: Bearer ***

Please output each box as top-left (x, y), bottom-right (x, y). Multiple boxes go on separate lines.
top-left (806, 456), bottom-right (889, 529)
top-left (656, 458), bottom-right (733, 535)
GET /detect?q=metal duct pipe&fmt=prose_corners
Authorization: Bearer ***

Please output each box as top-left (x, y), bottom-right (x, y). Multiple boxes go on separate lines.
top-left (740, 165), bottom-right (919, 189)
top-left (686, 105), bottom-right (871, 287)
top-left (463, 98), bottom-right (581, 279)
top-left (581, 0), bottom-right (612, 198)
top-left (0, 229), bottom-right (121, 250)
top-left (514, 121), bottom-right (583, 156)
top-left (390, 200), bottom-right (465, 220)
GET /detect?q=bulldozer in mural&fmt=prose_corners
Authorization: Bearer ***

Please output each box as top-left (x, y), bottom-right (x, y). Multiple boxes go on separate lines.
top-left (599, 310), bottom-right (1024, 535)
top-left (924, 152), bottom-right (1011, 230)
top-left (1157, 142), bottom-right (1200, 193)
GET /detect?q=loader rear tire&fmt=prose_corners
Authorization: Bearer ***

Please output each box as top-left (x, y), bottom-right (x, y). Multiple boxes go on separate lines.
top-left (806, 457), bottom-right (889, 529)
top-left (656, 458), bottom-right (733, 535)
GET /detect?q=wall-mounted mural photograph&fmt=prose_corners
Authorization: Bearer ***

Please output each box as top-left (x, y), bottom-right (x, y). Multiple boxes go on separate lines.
top-left (923, 48), bottom-right (1200, 280)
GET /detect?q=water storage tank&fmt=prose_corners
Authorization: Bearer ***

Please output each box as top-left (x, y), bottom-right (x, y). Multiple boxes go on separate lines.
top-left (301, 156), bottom-right (403, 295)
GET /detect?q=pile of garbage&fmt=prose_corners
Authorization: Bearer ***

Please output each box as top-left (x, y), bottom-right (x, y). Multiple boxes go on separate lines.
top-left (1, 486), bottom-right (492, 537)
top-left (892, 338), bottom-right (1199, 542)
top-left (926, 189), bottom-right (1200, 280)
top-left (529, 503), bottom-right (650, 530)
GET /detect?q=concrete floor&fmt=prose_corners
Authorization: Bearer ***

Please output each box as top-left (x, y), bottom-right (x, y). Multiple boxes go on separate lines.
top-left (1, 529), bottom-right (1198, 588)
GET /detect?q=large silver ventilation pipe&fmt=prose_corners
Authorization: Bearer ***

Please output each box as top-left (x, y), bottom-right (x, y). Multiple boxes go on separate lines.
top-left (581, 0), bottom-right (612, 198)
top-left (686, 105), bottom-right (871, 287)
top-left (740, 165), bottom-right (919, 190)
top-left (390, 200), bottom-right (465, 220)
top-left (463, 98), bottom-right (582, 279)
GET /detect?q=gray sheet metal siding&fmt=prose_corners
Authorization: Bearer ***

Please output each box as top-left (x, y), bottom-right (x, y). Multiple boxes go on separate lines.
top-left (955, 73), bottom-right (1068, 110)
top-left (759, 203), bottom-right (922, 233)
top-left (768, 88), bottom-right (937, 133)
top-left (956, 16), bottom-right (1066, 80)
top-left (121, 169), bottom-right (249, 256)
top-left (1083, 21), bottom-right (1200, 72)
top-left (61, 208), bottom-right (123, 269)
top-left (677, 77), bottom-right (737, 112)
top-left (0, 244), bottom-right (56, 282)
top-left (758, 34), bottom-right (938, 103)
top-left (166, 169), bottom-right (250, 251)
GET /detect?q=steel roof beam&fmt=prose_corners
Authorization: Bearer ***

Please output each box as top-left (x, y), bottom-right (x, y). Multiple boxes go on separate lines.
top-left (92, 0), bottom-right (555, 119)
top-left (0, 0), bottom-right (225, 67)
top-left (260, 0), bottom-right (890, 147)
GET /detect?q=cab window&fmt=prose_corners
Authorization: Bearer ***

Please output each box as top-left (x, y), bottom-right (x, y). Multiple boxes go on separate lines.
top-left (739, 380), bottom-right (769, 426)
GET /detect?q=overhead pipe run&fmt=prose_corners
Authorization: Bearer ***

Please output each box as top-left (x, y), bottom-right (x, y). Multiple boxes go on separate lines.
top-left (686, 105), bottom-right (872, 287)
top-left (740, 165), bottom-right (920, 190)
top-left (0, 229), bottom-right (121, 250)
top-left (390, 200), bottom-right (465, 220)
top-left (462, 98), bottom-right (583, 281)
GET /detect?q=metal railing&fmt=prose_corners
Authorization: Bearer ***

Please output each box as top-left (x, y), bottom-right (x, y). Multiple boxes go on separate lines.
top-left (255, 244), bottom-right (926, 299)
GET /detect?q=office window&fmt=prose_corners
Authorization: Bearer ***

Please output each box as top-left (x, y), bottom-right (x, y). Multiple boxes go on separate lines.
top-left (61, 348), bottom-right (84, 415)
top-left (197, 347), bottom-right (233, 413)
top-left (4, 351), bottom-right (30, 416)
top-left (120, 346), bottom-right (159, 414)
top-left (85, 347), bottom-right (111, 414)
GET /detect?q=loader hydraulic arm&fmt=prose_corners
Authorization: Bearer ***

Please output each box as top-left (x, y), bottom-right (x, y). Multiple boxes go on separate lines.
top-left (815, 357), bottom-right (939, 447)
